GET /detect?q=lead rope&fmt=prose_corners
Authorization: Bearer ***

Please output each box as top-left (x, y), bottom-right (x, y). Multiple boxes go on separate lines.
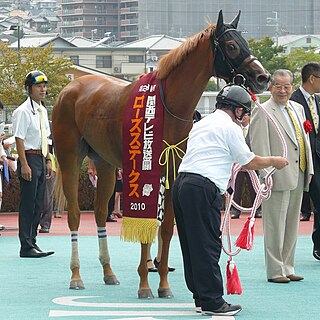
top-left (221, 91), bottom-right (288, 294)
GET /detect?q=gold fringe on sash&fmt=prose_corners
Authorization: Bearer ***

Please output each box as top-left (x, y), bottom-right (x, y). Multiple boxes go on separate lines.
top-left (120, 217), bottom-right (158, 244)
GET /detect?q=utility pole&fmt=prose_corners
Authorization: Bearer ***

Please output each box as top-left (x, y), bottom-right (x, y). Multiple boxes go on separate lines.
top-left (267, 11), bottom-right (280, 46)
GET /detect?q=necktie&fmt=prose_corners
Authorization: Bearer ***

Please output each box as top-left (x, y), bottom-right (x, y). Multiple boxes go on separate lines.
top-left (285, 105), bottom-right (306, 172)
top-left (243, 126), bottom-right (248, 138)
top-left (38, 107), bottom-right (48, 157)
top-left (308, 96), bottom-right (318, 134)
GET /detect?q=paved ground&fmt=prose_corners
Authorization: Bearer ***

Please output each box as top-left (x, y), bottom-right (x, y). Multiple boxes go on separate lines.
top-left (0, 212), bottom-right (317, 320)
top-left (0, 211), bottom-right (314, 237)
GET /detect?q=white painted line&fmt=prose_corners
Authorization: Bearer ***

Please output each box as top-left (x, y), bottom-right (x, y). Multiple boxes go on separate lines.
top-left (49, 310), bottom-right (199, 317)
top-left (52, 296), bottom-right (194, 308)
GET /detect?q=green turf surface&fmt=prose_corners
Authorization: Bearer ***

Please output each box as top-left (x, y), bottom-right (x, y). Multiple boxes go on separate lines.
top-left (0, 235), bottom-right (318, 319)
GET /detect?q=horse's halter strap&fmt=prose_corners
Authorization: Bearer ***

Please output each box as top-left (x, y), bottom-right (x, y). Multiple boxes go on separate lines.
top-left (210, 28), bottom-right (254, 81)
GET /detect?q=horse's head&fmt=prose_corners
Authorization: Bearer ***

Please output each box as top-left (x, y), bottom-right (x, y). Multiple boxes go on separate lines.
top-left (211, 10), bottom-right (270, 94)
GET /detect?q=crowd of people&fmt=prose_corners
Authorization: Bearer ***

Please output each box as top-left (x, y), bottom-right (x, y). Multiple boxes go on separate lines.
top-left (0, 62), bottom-right (319, 316)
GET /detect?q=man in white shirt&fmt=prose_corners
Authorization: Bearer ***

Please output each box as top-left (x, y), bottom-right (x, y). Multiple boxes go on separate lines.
top-left (12, 70), bottom-right (54, 258)
top-left (172, 84), bottom-right (288, 316)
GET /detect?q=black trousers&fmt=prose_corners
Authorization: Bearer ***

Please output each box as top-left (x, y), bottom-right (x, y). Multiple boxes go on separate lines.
top-left (301, 191), bottom-right (312, 216)
top-left (18, 154), bottom-right (46, 252)
top-left (310, 159), bottom-right (320, 250)
top-left (172, 172), bottom-right (225, 310)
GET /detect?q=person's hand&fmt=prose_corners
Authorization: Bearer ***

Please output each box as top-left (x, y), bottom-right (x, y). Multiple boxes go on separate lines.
top-left (21, 163), bottom-right (32, 181)
top-left (3, 141), bottom-right (11, 150)
top-left (273, 156), bottom-right (288, 170)
top-left (46, 160), bottom-right (52, 177)
top-left (0, 133), bottom-right (5, 142)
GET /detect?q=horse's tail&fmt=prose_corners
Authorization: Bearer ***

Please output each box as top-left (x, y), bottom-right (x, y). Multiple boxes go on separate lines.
top-left (53, 162), bottom-right (67, 214)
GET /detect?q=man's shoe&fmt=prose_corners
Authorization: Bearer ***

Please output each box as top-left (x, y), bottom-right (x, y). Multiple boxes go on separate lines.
top-left (255, 210), bottom-right (262, 218)
top-left (287, 274), bottom-right (304, 281)
top-left (33, 245), bottom-right (54, 256)
top-left (300, 214), bottom-right (310, 222)
top-left (313, 249), bottom-right (320, 260)
top-left (20, 248), bottom-right (48, 258)
top-left (153, 257), bottom-right (175, 272)
top-left (106, 216), bottom-right (117, 222)
top-left (202, 302), bottom-right (242, 316)
top-left (267, 276), bottom-right (290, 283)
top-left (231, 211), bottom-right (240, 219)
top-left (39, 228), bottom-right (50, 233)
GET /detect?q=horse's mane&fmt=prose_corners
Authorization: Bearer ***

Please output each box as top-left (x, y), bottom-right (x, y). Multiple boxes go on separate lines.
top-left (156, 23), bottom-right (216, 80)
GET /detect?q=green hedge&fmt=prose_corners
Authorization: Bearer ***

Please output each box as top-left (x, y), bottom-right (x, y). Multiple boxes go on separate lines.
top-left (2, 158), bottom-right (96, 212)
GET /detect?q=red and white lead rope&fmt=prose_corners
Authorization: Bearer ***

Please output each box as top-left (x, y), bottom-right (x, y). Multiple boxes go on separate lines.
top-left (221, 90), bottom-right (288, 294)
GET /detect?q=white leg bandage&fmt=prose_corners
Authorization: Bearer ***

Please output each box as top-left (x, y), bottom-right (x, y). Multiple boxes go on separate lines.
top-left (97, 227), bottom-right (110, 266)
top-left (70, 231), bottom-right (80, 270)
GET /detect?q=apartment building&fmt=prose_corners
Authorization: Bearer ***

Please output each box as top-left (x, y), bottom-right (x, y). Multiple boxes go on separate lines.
top-left (57, 0), bottom-right (320, 43)
top-left (56, 0), bottom-right (120, 40)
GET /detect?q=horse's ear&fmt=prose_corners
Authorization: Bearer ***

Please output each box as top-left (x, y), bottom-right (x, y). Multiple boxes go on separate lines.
top-left (216, 10), bottom-right (224, 34)
top-left (230, 10), bottom-right (241, 29)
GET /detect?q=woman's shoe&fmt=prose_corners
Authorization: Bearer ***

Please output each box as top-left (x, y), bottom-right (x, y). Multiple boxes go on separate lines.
top-left (147, 259), bottom-right (158, 272)
top-left (106, 215), bottom-right (117, 222)
top-left (113, 211), bottom-right (123, 218)
top-left (154, 257), bottom-right (176, 272)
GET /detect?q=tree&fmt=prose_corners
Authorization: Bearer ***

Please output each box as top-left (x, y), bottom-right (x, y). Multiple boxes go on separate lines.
top-left (248, 36), bottom-right (288, 75)
top-left (0, 43), bottom-right (73, 106)
top-left (285, 48), bottom-right (320, 85)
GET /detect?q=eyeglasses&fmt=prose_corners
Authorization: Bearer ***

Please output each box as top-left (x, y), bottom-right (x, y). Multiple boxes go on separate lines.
top-left (312, 74), bottom-right (320, 79)
top-left (34, 75), bottom-right (48, 84)
top-left (273, 84), bottom-right (292, 90)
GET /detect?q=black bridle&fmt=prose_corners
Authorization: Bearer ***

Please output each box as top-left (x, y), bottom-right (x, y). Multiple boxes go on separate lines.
top-left (210, 28), bottom-right (258, 82)
top-left (158, 27), bottom-right (258, 123)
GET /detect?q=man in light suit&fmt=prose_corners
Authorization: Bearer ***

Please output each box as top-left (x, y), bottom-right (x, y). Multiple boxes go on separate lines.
top-left (250, 69), bottom-right (313, 283)
top-left (290, 62), bottom-right (320, 260)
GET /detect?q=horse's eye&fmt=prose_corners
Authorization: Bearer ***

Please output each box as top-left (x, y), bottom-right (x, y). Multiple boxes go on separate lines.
top-left (225, 42), bottom-right (240, 59)
top-left (228, 44), bottom-right (237, 51)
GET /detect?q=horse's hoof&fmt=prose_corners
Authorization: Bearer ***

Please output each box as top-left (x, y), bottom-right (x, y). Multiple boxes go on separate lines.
top-left (69, 279), bottom-right (85, 290)
top-left (138, 288), bottom-right (154, 299)
top-left (158, 287), bottom-right (174, 298)
top-left (104, 275), bottom-right (120, 285)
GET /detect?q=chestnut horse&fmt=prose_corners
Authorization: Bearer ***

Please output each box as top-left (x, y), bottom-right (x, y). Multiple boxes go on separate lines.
top-left (52, 10), bottom-right (270, 299)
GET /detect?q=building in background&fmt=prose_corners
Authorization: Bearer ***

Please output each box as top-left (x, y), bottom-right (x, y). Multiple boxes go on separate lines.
top-left (55, 0), bottom-right (320, 43)
top-left (56, 0), bottom-right (120, 40)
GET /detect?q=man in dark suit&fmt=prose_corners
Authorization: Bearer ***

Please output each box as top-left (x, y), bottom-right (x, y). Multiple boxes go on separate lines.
top-left (290, 62), bottom-right (320, 260)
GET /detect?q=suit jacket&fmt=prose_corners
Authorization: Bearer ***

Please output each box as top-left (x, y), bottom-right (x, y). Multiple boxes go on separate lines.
top-left (250, 96), bottom-right (313, 192)
top-left (290, 89), bottom-right (320, 163)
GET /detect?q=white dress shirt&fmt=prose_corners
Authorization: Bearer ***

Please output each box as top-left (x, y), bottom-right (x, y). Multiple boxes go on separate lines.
top-left (12, 98), bottom-right (50, 151)
top-left (178, 110), bottom-right (254, 194)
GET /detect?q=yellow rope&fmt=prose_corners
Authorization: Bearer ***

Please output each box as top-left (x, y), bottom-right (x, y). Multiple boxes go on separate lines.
top-left (159, 137), bottom-right (188, 189)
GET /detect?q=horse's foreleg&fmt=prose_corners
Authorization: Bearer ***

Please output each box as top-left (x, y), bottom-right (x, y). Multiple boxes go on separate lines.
top-left (66, 191), bottom-right (84, 289)
top-left (137, 243), bottom-right (154, 299)
top-left (69, 231), bottom-right (84, 289)
top-left (94, 162), bottom-right (119, 285)
top-left (157, 193), bottom-right (174, 298)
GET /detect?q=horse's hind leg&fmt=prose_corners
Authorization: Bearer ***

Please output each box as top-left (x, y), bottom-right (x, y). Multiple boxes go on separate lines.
top-left (137, 243), bottom-right (154, 299)
top-left (157, 190), bottom-right (174, 298)
top-left (94, 159), bottom-right (119, 285)
top-left (59, 152), bottom-right (85, 290)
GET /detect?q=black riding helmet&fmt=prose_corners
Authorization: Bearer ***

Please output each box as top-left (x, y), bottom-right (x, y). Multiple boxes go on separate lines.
top-left (216, 84), bottom-right (252, 118)
top-left (25, 70), bottom-right (48, 90)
